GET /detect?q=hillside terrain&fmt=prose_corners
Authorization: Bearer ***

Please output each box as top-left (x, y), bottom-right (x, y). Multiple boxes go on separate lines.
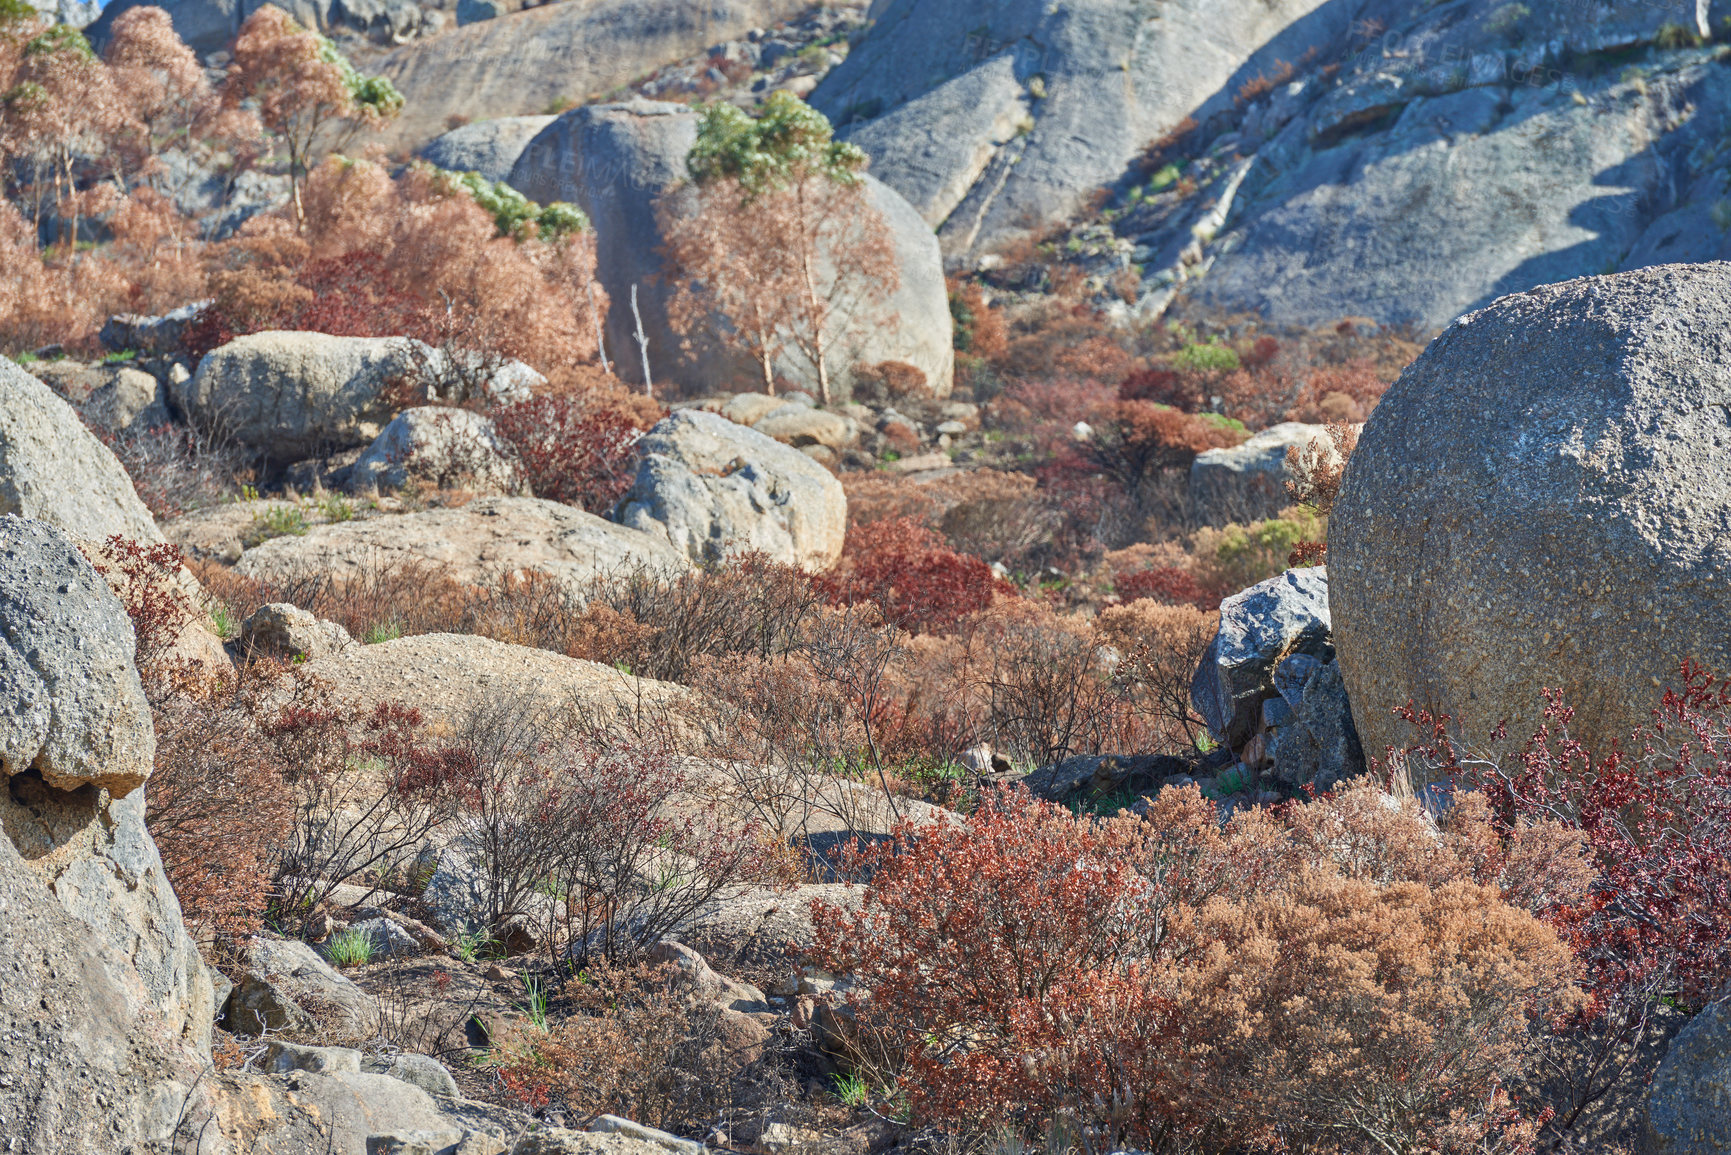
top-left (4, 1), bottom-right (1731, 1153)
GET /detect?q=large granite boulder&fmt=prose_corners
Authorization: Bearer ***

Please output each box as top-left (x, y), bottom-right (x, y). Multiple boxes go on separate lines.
top-left (176, 332), bottom-right (537, 470)
top-left (615, 409), bottom-right (847, 572)
top-left (418, 115), bottom-right (556, 183)
top-left (1330, 264), bottom-right (1731, 764)
top-left (0, 516), bottom-right (218, 1152)
top-left (814, 0), bottom-right (1374, 264)
top-left (0, 355), bottom-right (163, 545)
top-left (371, 0), bottom-right (811, 151)
top-left (510, 99), bottom-right (953, 400)
top-left (89, 0), bottom-right (340, 55)
top-left (1192, 566), bottom-right (1332, 751)
top-left (176, 332), bottom-right (426, 468)
top-left (235, 495), bottom-right (689, 589)
top-left (1644, 994), bottom-right (1731, 1155)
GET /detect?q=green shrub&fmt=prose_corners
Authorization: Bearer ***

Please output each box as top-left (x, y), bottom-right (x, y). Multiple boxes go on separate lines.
top-left (325, 928), bottom-right (375, 968)
top-left (1170, 340), bottom-right (1241, 373)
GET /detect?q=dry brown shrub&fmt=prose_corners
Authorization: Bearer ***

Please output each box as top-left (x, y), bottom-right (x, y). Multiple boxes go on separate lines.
top-left (839, 473), bottom-right (941, 528)
top-left (147, 665), bottom-right (296, 944)
top-left (491, 962), bottom-right (737, 1130)
top-left (1097, 598), bottom-right (1217, 747)
top-left (812, 781), bottom-right (1583, 1151)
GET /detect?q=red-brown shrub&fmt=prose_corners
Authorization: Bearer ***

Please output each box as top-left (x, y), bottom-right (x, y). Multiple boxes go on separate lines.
top-left (1407, 663), bottom-right (1731, 1134)
top-left (811, 782), bottom-right (1579, 1151)
top-left (1114, 565), bottom-right (1208, 608)
top-left (488, 392), bottom-right (651, 513)
top-left (821, 517), bottom-right (1006, 635)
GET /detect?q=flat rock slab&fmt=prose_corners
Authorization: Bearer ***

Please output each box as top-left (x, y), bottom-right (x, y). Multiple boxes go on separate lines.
top-left (234, 496), bottom-right (689, 591)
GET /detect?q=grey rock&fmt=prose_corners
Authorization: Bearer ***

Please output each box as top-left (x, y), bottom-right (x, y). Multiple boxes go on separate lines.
top-left (0, 355), bottom-right (165, 544)
top-left (1189, 422), bottom-right (1332, 527)
top-left (1329, 263), bottom-right (1731, 766)
top-left (371, 0), bottom-right (812, 151)
top-left (0, 516), bottom-right (155, 795)
top-left (419, 116), bottom-right (556, 182)
top-left (1644, 994), bottom-right (1731, 1154)
top-left (614, 409), bottom-right (848, 572)
top-left (0, 793), bottom-right (211, 1153)
top-left (510, 101), bottom-right (710, 393)
top-left (587, 1115), bottom-right (705, 1155)
top-left (213, 1068), bottom-right (512, 1155)
top-left (235, 496), bottom-right (689, 591)
top-left (176, 332), bottom-right (430, 468)
top-left (364, 1052), bottom-right (461, 1099)
top-left (1268, 658), bottom-right (1364, 792)
top-left (454, 0), bottom-right (503, 24)
top-left (30, 0), bottom-right (100, 26)
top-left (421, 838), bottom-right (490, 938)
top-left (1192, 566), bottom-right (1332, 750)
top-left (263, 1039), bottom-right (365, 1075)
top-left (839, 52), bottom-right (1028, 232)
top-left (227, 936), bottom-right (383, 1042)
top-left (82, 366), bottom-right (171, 436)
top-left (90, 0), bottom-right (340, 55)
top-left (510, 100), bottom-right (953, 400)
top-left (241, 602), bottom-right (355, 662)
top-left (100, 301), bottom-right (208, 356)
top-left (814, 0), bottom-right (1373, 264)
top-left (348, 407), bottom-right (528, 496)
top-left (0, 516), bottom-right (218, 1153)
top-left (1180, 3), bottom-right (1723, 330)
top-left (347, 916), bottom-right (421, 959)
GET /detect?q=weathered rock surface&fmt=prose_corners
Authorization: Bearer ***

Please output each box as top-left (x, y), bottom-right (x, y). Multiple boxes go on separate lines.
top-left (81, 366), bottom-right (171, 436)
top-left (1189, 421), bottom-right (1328, 527)
top-left (674, 883), bottom-right (862, 972)
top-left (1331, 264), bottom-right (1731, 763)
top-left (615, 409), bottom-right (847, 572)
top-left (0, 516), bottom-right (218, 1153)
top-left (176, 332), bottom-right (426, 467)
top-left (240, 602), bottom-right (355, 662)
top-left (418, 115), bottom-right (555, 183)
top-left (303, 631), bottom-right (684, 730)
top-left (815, 0), bottom-right (1371, 264)
top-left (510, 100), bottom-right (953, 399)
top-left (373, 0), bottom-right (812, 151)
top-left (176, 333), bottom-right (534, 469)
top-left (1267, 654), bottom-right (1363, 792)
top-left (346, 406), bottom-right (528, 496)
top-left (1169, 1), bottom-right (1723, 329)
top-left (234, 495), bottom-right (689, 590)
top-left (0, 355), bottom-right (164, 545)
top-left (100, 302), bottom-right (207, 356)
top-left (226, 936), bottom-right (382, 1042)
top-left (1644, 994), bottom-right (1731, 1155)
top-left (0, 516), bottom-right (156, 795)
top-left (1192, 566), bottom-right (1333, 750)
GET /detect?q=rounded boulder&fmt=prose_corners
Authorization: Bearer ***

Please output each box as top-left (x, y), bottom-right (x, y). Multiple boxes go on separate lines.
top-left (1329, 263), bottom-right (1731, 762)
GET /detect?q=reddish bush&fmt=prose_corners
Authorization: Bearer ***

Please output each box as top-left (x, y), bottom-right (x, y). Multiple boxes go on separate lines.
top-left (1115, 565), bottom-right (1208, 609)
top-left (811, 783), bottom-right (1576, 1151)
top-left (1410, 663), bottom-right (1731, 1134)
top-left (821, 517), bottom-right (1007, 635)
top-left (488, 393), bottom-right (651, 513)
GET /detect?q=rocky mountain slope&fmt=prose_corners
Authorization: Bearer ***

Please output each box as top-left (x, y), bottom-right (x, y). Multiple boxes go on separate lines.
top-left (370, 0), bottom-right (815, 150)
